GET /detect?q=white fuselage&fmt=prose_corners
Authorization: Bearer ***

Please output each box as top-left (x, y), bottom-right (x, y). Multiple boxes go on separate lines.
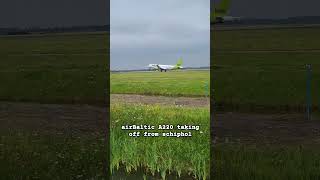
top-left (157, 64), bottom-right (175, 70)
top-left (222, 16), bottom-right (241, 22)
top-left (148, 64), bottom-right (183, 71)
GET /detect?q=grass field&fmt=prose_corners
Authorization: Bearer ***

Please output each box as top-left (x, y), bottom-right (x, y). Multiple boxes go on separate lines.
top-left (212, 27), bottom-right (320, 179)
top-left (214, 144), bottom-right (320, 180)
top-left (213, 27), bottom-right (320, 111)
top-left (6, 26), bottom-right (320, 179)
top-left (0, 33), bottom-right (108, 104)
top-left (0, 33), bottom-right (109, 179)
top-left (213, 27), bottom-right (320, 50)
top-left (110, 104), bottom-right (210, 180)
top-left (111, 71), bottom-right (210, 97)
top-left (0, 132), bottom-right (107, 179)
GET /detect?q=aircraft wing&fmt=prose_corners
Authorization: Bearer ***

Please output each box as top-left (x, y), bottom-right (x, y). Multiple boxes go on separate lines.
top-left (148, 64), bottom-right (159, 70)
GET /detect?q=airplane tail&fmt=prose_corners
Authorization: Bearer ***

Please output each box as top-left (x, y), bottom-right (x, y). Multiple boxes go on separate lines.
top-left (176, 58), bottom-right (183, 66)
top-left (214, 0), bottom-right (231, 17)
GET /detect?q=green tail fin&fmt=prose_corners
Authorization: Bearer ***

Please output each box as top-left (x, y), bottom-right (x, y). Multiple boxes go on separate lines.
top-left (214, 0), bottom-right (231, 17)
top-left (176, 58), bottom-right (183, 66)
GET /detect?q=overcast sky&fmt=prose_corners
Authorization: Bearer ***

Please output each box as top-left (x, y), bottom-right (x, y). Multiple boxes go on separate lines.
top-left (111, 0), bottom-right (210, 70)
top-left (0, 0), bottom-right (108, 28)
top-left (1, 0), bottom-right (320, 28)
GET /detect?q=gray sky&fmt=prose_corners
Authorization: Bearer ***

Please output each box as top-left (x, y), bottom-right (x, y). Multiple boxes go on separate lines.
top-left (0, 0), bottom-right (108, 28)
top-left (1, 0), bottom-right (320, 28)
top-left (213, 0), bottom-right (320, 19)
top-left (111, 0), bottom-right (210, 70)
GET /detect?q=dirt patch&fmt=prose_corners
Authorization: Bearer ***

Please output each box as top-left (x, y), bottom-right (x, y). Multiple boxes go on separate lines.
top-left (213, 112), bottom-right (320, 146)
top-left (0, 102), bottom-right (107, 135)
top-left (111, 94), bottom-right (209, 108)
top-left (3, 101), bottom-right (319, 146)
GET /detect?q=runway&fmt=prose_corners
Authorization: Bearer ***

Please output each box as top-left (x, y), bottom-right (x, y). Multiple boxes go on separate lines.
top-left (211, 23), bottom-right (320, 31)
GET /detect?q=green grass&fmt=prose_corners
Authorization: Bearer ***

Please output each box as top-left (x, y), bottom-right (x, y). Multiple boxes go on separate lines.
top-left (214, 144), bottom-right (320, 180)
top-left (110, 104), bottom-right (210, 180)
top-left (212, 27), bottom-right (320, 180)
top-left (0, 32), bottom-right (108, 104)
top-left (0, 132), bottom-right (107, 179)
top-left (212, 27), bottom-right (320, 111)
top-left (213, 27), bottom-right (320, 51)
top-left (111, 71), bottom-right (210, 97)
top-left (0, 32), bottom-right (109, 178)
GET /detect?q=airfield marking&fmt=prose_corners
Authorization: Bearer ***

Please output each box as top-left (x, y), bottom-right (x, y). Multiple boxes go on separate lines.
top-left (111, 94), bottom-right (209, 107)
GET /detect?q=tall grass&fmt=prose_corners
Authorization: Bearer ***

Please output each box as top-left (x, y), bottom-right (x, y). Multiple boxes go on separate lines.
top-left (111, 104), bottom-right (210, 179)
top-left (214, 144), bottom-right (320, 180)
top-left (0, 132), bottom-right (107, 179)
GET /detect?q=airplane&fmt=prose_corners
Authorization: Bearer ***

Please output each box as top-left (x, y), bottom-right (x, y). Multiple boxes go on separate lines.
top-left (211, 0), bottom-right (241, 24)
top-left (148, 58), bottom-right (183, 72)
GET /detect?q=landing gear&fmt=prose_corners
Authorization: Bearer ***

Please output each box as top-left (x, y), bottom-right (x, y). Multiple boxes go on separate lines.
top-left (216, 17), bottom-right (224, 23)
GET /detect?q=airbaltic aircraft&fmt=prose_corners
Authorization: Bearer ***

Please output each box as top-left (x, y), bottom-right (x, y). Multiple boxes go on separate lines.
top-left (211, 0), bottom-right (240, 23)
top-left (148, 59), bottom-right (183, 72)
